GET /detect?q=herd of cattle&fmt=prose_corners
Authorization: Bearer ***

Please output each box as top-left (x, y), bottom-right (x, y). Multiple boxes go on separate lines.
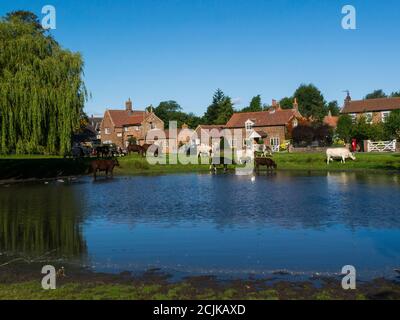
top-left (81, 143), bottom-right (356, 179)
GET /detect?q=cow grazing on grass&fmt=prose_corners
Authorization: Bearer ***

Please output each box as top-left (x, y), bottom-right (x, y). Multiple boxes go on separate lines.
top-left (254, 157), bottom-right (277, 171)
top-left (127, 144), bottom-right (145, 156)
top-left (91, 159), bottom-right (119, 179)
top-left (326, 148), bottom-right (356, 164)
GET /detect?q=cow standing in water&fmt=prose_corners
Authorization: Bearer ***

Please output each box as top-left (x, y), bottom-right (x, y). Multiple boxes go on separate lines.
top-left (91, 159), bottom-right (119, 180)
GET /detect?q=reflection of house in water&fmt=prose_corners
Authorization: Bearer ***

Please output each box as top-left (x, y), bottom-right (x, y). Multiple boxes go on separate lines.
top-left (0, 184), bottom-right (87, 259)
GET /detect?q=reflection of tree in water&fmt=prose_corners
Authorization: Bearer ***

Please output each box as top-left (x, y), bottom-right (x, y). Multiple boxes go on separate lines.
top-left (0, 184), bottom-right (86, 259)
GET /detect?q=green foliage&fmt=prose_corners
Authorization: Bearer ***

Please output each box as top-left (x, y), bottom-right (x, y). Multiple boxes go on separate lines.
top-left (0, 11), bottom-right (87, 155)
top-left (241, 95), bottom-right (262, 112)
top-left (327, 101), bottom-right (340, 116)
top-left (203, 89), bottom-right (234, 125)
top-left (336, 115), bottom-right (353, 143)
top-left (391, 91), bottom-right (400, 98)
top-left (279, 97), bottom-right (294, 109)
top-left (293, 84), bottom-right (326, 121)
top-left (384, 110), bottom-right (400, 139)
top-left (365, 89), bottom-right (387, 100)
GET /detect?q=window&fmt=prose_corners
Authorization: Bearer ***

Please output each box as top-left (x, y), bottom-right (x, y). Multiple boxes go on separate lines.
top-left (105, 128), bottom-right (111, 134)
top-left (245, 120), bottom-right (254, 131)
top-left (292, 118), bottom-right (298, 127)
top-left (117, 133), bottom-right (122, 138)
top-left (135, 126), bottom-right (140, 131)
top-left (124, 127), bottom-right (129, 132)
top-left (382, 111), bottom-right (391, 123)
top-left (365, 112), bottom-right (373, 124)
top-left (270, 137), bottom-right (280, 146)
top-left (150, 122), bottom-right (156, 129)
top-left (350, 113), bottom-right (357, 123)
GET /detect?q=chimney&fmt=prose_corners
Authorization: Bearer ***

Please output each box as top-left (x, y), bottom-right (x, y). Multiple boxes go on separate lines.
top-left (126, 98), bottom-right (133, 112)
top-left (344, 91), bottom-right (351, 106)
top-left (293, 98), bottom-right (299, 110)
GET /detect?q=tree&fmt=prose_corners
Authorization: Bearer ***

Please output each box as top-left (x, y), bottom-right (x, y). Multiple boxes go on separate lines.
top-left (279, 97), bottom-right (294, 110)
top-left (0, 11), bottom-right (87, 155)
top-left (384, 110), bottom-right (400, 140)
top-left (215, 96), bottom-right (234, 124)
top-left (365, 89), bottom-right (387, 100)
top-left (391, 91), bottom-right (400, 98)
top-left (292, 125), bottom-right (314, 146)
top-left (203, 89), bottom-right (233, 125)
top-left (241, 95), bottom-right (262, 112)
top-left (336, 115), bottom-right (353, 143)
top-left (293, 84), bottom-right (326, 122)
top-left (153, 101), bottom-right (201, 129)
top-left (327, 101), bottom-right (340, 116)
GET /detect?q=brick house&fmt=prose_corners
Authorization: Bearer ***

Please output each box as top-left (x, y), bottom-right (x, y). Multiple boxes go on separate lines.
top-left (224, 99), bottom-right (303, 151)
top-left (100, 99), bottom-right (164, 148)
top-left (341, 93), bottom-right (400, 124)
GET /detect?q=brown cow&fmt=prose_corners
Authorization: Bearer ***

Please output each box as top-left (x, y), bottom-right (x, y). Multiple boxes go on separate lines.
top-left (127, 144), bottom-right (145, 156)
top-left (254, 157), bottom-right (277, 171)
top-left (91, 159), bottom-right (119, 179)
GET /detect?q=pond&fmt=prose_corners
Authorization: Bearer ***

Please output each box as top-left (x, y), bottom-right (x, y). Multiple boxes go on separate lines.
top-left (1, 172), bottom-right (400, 280)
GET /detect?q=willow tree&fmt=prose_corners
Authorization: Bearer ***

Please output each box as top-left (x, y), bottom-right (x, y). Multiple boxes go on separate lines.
top-left (0, 11), bottom-right (87, 155)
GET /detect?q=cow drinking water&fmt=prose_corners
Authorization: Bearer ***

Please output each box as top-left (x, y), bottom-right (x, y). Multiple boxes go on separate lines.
top-left (91, 159), bottom-right (119, 179)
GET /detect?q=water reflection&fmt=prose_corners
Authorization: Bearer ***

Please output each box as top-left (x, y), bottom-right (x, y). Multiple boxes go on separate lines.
top-left (0, 172), bottom-right (399, 278)
top-left (0, 183), bottom-right (86, 259)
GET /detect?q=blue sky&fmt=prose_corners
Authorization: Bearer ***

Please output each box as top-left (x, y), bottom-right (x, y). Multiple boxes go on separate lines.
top-left (1, 0), bottom-right (400, 116)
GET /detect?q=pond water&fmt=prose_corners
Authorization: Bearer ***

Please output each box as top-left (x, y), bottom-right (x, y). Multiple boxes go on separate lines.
top-left (1, 172), bottom-right (400, 280)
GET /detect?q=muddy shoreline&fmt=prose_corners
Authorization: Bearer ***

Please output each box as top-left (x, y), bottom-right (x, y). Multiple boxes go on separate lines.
top-left (1, 257), bottom-right (400, 300)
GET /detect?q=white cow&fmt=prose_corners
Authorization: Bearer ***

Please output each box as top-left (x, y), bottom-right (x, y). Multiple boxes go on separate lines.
top-left (326, 148), bottom-right (356, 164)
top-left (197, 144), bottom-right (213, 157)
top-left (236, 148), bottom-right (254, 164)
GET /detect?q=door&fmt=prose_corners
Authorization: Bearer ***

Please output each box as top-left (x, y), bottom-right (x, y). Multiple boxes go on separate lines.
top-left (270, 137), bottom-right (280, 152)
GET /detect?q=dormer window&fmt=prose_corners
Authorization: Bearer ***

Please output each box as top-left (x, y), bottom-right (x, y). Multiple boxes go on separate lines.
top-left (245, 120), bottom-right (254, 131)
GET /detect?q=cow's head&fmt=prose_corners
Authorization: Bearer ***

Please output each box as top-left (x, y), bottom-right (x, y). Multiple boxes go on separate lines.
top-left (350, 153), bottom-right (356, 160)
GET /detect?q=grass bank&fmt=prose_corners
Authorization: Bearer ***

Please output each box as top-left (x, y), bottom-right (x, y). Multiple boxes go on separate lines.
top-left (0, 259), bottom-right (399, 300)
top-left (0, 153), bottom-right (399, 182)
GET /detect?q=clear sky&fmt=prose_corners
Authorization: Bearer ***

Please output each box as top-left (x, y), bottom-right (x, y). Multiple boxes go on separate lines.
top-left (1, 0), bottom-right (400, 116)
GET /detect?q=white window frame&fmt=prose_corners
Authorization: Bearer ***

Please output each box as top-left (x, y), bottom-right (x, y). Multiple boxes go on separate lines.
top-left (292, 118), bottom-right (298, 127)
top-left (117, 133), bottom-right (122, 138)
top-left (365, 112), bottom-right (373, 124)
top-left (245, 120), bottom-right (254, 131)
top-left (105, 128), bottom-right (111, 135)
top-left (382, 111), bottom-right (391, 123)
top-left (350, 113), bottom-right (357, 123)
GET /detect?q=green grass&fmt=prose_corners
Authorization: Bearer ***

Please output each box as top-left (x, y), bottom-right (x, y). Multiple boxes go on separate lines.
top-left (273, 152), bottom-right (400, 171)
top-left (0, 152), bottom-right (399, 181)
top-left (1, 279), bottom-right (399, 300)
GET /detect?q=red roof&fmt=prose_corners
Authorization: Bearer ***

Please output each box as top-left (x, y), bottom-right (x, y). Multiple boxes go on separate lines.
top-left (226, 109), bottom-right (301, 128)
top-left (107, 110), bottom-right (146, 127)
top-left (342, 97), bottom-right (400, 113)
top-left (323, 115), bottom-right (339, 128)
